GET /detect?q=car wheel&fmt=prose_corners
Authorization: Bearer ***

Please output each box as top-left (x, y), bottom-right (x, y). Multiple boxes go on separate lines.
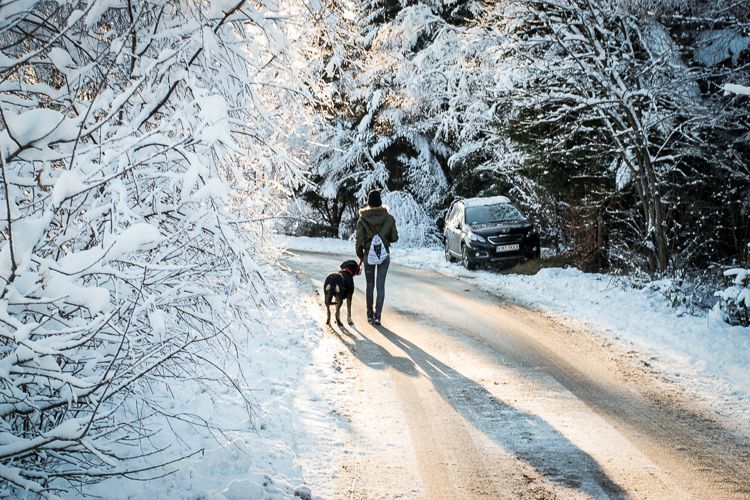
top-left (462, 245), bottom-right (476, 271)
top-left (444, 242), bottom-right (455, 262)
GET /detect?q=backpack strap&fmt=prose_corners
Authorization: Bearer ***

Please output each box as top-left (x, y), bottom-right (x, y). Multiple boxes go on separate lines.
top-left (360, 218), bottom-right (385, 240)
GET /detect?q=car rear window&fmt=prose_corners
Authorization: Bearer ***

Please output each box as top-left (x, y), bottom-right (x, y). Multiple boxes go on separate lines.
top-left (465, 203), bottom-right (525, 225)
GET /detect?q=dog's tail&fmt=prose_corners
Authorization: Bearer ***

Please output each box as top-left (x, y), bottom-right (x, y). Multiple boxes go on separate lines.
top-left (324, 283), bottom-right (340, 304)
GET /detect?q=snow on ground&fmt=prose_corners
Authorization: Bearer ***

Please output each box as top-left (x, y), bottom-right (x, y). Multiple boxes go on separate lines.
top-left (84, 270), bottom-right (345, 500)
top-left (280, 236), bottom-right (750, 434)
top-left (87, 232), bottom-right (747, 498)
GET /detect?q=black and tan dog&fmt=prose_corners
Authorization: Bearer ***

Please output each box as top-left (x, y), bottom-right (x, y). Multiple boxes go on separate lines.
top-left (323, 259), bottom-right (360, 326)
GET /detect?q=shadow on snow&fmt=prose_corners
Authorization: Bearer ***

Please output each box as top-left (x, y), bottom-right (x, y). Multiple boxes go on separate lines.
top-left (368, 324), bottom-right (627, 499)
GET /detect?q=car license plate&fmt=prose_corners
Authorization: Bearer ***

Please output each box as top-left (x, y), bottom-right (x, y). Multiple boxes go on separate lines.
top-left (496, 244), bottom-right (520, 252)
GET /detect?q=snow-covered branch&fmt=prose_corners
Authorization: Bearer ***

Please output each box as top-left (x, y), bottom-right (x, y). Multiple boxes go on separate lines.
top-left (0, 0), bottom-right (310, 495)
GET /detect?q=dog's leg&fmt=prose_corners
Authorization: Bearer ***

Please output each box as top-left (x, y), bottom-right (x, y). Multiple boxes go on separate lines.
top-left (346, 295), bottom-right (353, 325)
top-left (324, 282), bottom-right (332, 325)
top-left (335, 301), bottom-right (343, 326)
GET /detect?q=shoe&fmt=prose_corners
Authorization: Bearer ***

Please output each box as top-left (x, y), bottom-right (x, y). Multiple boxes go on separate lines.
top-left (373, 318), bottom-right (381, 325)
top-left (367, 315), bottom-right (374, 324)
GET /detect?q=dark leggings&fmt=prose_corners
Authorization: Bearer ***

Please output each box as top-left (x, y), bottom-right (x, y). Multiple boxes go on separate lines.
top-left (364, 256), bottom-right (390, 319)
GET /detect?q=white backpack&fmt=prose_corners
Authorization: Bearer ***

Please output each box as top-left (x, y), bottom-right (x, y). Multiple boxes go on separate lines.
top-left (367, 233), bottom-right (389, 265)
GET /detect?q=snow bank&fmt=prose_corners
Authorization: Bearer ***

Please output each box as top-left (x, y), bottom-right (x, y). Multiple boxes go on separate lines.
top-left (85, 271), bottom-right (334, 499)
top-left (399, 248), bottom-right (749, 416)
top-left (714, 268), bottom-right (750, 327)
top-left (279, 235), bottom-right (355, 256)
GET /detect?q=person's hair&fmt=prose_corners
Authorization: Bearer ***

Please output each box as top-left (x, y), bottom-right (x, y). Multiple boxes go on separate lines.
top-left (367, 189), bottom-right (382, 208)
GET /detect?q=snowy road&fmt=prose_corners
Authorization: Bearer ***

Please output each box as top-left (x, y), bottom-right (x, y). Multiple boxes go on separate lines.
top-left (288, 251), bottom-right (750, 499)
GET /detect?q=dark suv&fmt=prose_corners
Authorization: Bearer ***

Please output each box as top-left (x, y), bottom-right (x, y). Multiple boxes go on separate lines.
top-left (443, 196), bottom-right (540, 270)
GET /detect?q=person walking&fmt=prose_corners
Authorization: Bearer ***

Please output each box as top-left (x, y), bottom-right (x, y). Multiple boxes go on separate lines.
top-left (356, 189), bottom-right (398, 325)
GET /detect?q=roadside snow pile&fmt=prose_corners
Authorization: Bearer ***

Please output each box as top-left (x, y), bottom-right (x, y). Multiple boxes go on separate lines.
top-left (279, 235), bottom-right (355, 256)
top-left (398, 249), bottom-right (750, 401)
top-left (85, 272), bottom-right (330, 499)
top-left (714, 268), bottom-right (750, 326)
top-left (282, 237), bottom-right (750, 427)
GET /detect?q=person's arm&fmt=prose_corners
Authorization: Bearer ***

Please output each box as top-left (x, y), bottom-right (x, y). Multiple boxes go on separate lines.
top-left (355, 218), bottom-right (365, 258)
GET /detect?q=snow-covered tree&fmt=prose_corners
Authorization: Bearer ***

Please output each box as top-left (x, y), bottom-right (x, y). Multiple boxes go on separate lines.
top-left (0, 0), bottom-right (307, 494)
top-left (725, 84), bottom-right (750, 96)
top-left (294, 0), bottom-right (749, 299)
top-left (499, 0), bottom-right (750, 274)
top-left (299, 0), bottom-right (517, 236)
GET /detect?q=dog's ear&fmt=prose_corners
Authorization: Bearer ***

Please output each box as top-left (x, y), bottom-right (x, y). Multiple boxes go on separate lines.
top-left (352, 260), bottom-right (362, 275)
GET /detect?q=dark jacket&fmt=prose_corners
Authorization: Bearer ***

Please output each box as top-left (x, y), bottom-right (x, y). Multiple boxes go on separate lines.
top-left (355, 206), bottom-right (399, 259)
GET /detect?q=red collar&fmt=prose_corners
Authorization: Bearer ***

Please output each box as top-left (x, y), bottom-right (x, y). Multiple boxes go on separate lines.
top-left (341, 268), bottom-right (355, 277)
